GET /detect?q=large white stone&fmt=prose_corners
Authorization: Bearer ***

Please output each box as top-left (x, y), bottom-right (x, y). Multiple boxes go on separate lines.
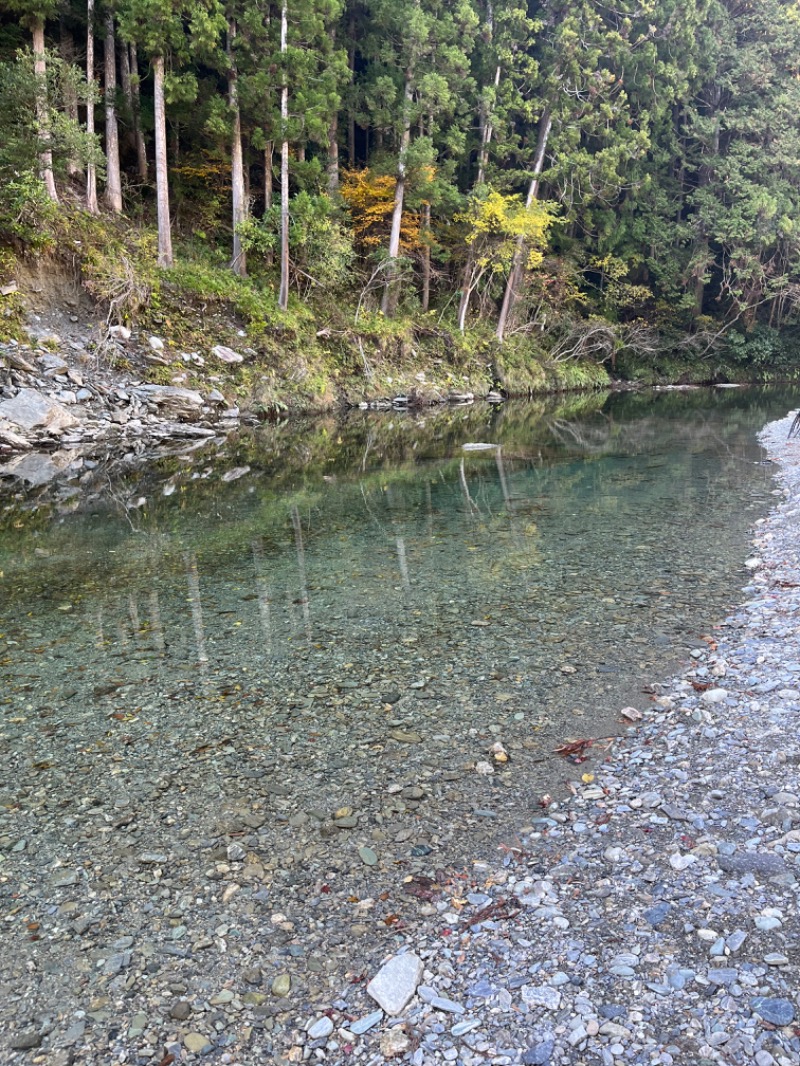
top-left (367, 953), bottom-right (423, 1015)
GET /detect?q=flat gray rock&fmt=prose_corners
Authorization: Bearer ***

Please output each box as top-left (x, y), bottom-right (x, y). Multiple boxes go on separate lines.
top-left (0, 389), bottom-right (79, 432)
top-left (717, 853), bottom-right (788, 877)
top-left (367, 952), bottom-right (423, 1015)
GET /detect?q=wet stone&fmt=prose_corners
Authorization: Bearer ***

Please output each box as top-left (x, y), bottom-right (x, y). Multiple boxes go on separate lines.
top-left (10, 1031), bottom-right (42, 1050)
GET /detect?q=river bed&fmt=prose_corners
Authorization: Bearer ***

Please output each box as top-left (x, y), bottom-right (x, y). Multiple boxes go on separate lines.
top-left (1, 386), bottom-right (798, 1063)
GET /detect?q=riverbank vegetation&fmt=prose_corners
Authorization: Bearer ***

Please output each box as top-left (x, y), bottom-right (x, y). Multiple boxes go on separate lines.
top-left (2, 0), bottom-right (800, 390)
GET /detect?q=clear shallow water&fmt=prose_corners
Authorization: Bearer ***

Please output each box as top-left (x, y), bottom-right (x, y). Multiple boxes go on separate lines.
top-left (0, 387), bottom-right (798, 870)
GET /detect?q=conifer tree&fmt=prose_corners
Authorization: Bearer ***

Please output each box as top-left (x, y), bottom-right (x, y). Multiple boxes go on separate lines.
top-left (7, 0), bottom-right (61, 201)
top-left (118, 0), bottom-right (225, 266)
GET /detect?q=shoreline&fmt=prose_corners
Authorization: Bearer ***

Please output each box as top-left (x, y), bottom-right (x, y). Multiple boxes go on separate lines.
top-left (0, 321), bottom-right (774, 494)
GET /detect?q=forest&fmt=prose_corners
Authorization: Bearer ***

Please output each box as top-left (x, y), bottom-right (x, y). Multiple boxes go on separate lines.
top-left (2, 0), bottom-right (800, 382)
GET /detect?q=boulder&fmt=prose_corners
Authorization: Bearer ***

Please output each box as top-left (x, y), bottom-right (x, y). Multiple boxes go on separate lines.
top-left (0, 389), bottom-right (79, 433)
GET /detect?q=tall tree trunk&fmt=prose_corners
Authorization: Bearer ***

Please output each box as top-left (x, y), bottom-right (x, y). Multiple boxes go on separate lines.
top-left (118, 38), bottom-right (136, 152)
top-left (104, 11), bottom-right (123, 212)
top-left (457, 63), bottom-right (502, 332)
top-left (278, 0), bottom-right (290, 310)
top-left (381, 73), bottom-right (413, 316)
top-left (327, 111), bottom-right (339, 193)
top-left (229, 21), bottom-right (247, 277)
top-left (129, 43), bottom-right (148, 180)
top-left (153, 55), bottom-right (173, 267)
top-left (263, 142), bottom-right (273, 210)
top-left (32, 17), bottom-right (59, 203)
top-left (347, 16), bottom-right (355, 167)
top-left (326, 25), bottom-right (339, 193)
top-left (476, 64), bottom-right (500, 187)
top-left (421, 201), bottom-right (431, 313)
top-left (264, 142), bottom-right (274, 267)
top-left (86, 0), bottom-right (99, 212)
top-left (60, 22), bottom-right (80, 177)
top-left (496, 108), bottom-right (552, 343)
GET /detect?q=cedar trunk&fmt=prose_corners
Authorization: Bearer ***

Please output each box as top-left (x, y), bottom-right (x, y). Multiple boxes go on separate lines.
top-left (104, 12), bottom-right (123, 212)
top-left (153, 56), bottom-right (174, 267)
top-left (229, 21), bottom-right (247, 277)
top-left (32, 18), bottom-right (59, 203)
top-left (129, 43), bottom-right (148, 180)
top-left (457, 63), bottom-right (501, 332)
top-left (381, 74), bottom-right (413, 316)
top-left (278, 0), bottom-right (290, 310)
top-left (86, 0), bottom-right (99, 212)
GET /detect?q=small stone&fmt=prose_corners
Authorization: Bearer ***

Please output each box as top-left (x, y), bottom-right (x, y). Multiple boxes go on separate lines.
top-left (184, 1032), bottom-right (212, 1054)
top-left (726, 930), bottom-right (747, 953)
top-left (669, 853), bottom-right (696, 871)
top-left (755, 915), bottom-right (782, 931)
top-left (701, 688), bottom-right (728, 704)
top-left (211, 345), bottom-right (244, 364)
top-left (380, 1028), bottom-right (411, 1058)
top-left (170, 1001), bottom-right (192, 1020)
top-left (644, 902), bottom-right (671, 928)
top-left (430, 996), bottom-right (465, 1014)
top-left (307, 1016), bottom-right (334, 1040)
top-left (358, 846), bottom-right (378, 866)
top-left (751, 998), bottom-right (795, 1026)
top-left (523, 1039), bottom-right (555, 1065)
top-left (350, 1010), bottom-right (383, 1035)
top-left (599, 1021), bottom-right (631, 1040)
top-left (718, 853), bottom-right (787, 877)
top-left (10, 1032), bottom-right (41, 1050)
top-left (763, 953), bottom-right (789, 966)
top-left (521, 986), bottom-right (561, 1010)
top-left (367, 953), bottom-right (424, 1015)
top-left (451, 1019), bottom-right (481, 1037)
top-left (51, 870), bottom-right (79, 887)
top-left (389, 729), bottom-right (422, 744)
top-left (271, 973), bottom-right (291, 996)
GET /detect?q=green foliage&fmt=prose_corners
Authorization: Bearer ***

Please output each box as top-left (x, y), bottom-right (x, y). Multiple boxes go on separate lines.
top-left (0, 169), bottom-right (57, 248)
top-left (0, 50), bottom-right (101, 185)
top-left (239, 192), bottom-right (354, 294)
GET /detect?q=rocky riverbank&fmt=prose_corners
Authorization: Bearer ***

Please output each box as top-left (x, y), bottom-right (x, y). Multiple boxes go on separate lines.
top-left (3, 411), bottom-right (800, 1066)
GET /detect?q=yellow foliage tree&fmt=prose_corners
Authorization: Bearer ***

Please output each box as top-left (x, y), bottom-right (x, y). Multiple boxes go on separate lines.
top-left (456, 190), bottom-right (558, 326)
top-left (340, 168), bottom-right (421, 254)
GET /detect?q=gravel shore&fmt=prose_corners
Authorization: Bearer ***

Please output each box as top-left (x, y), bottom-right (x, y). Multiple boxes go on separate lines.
top-left (4, 410), bottom-right (800, 1066)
